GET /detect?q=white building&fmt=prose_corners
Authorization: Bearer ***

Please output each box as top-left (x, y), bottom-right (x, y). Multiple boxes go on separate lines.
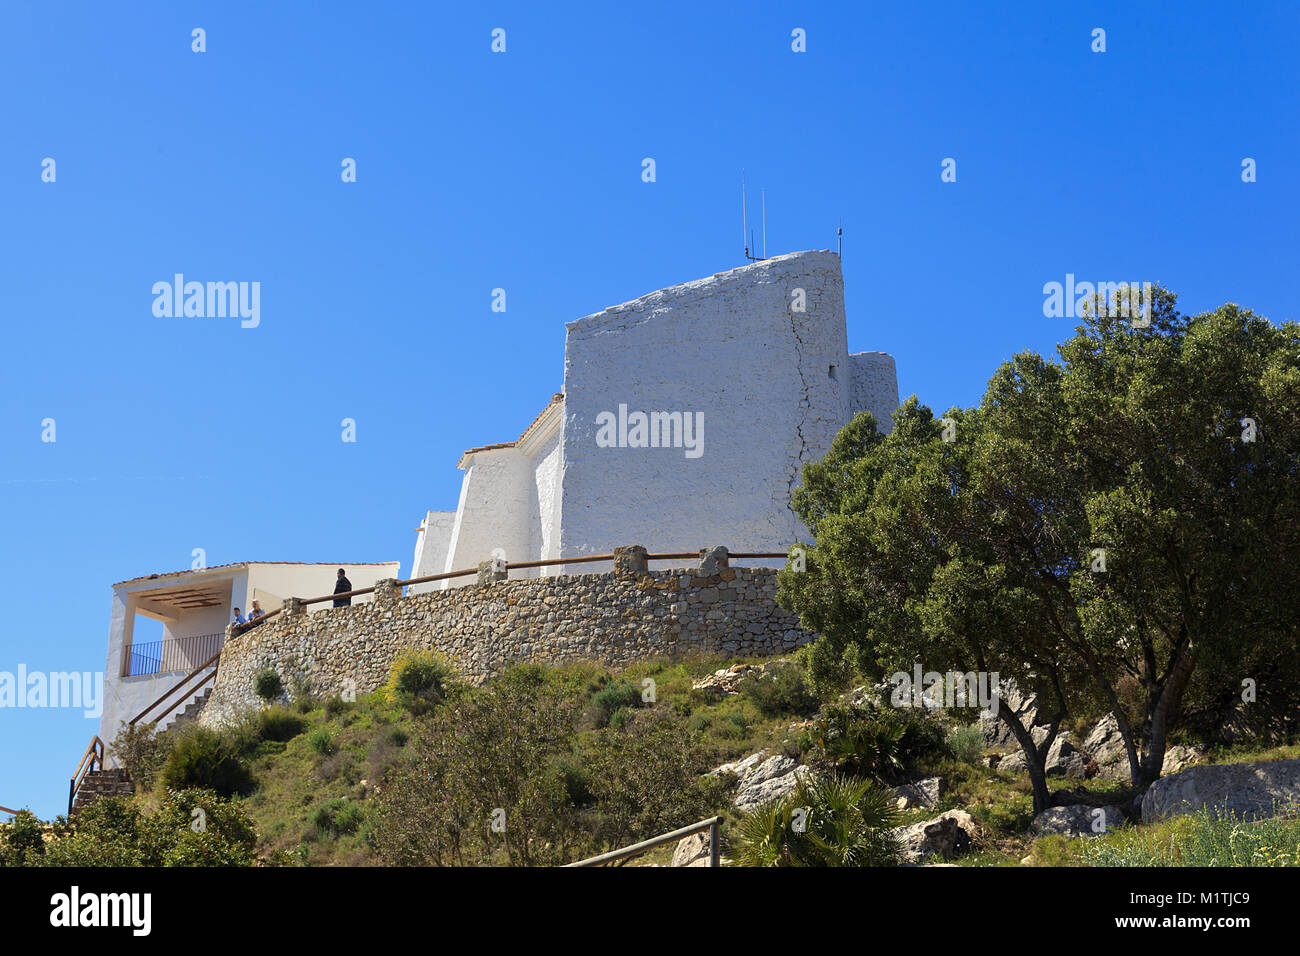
top-left (411, 250), bottom-right (898, 587)
top-left (98, 561), bottom-right (399, 745)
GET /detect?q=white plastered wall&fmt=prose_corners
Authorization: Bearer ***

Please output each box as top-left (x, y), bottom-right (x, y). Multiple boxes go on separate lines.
top-left (558, 250), bottom-right (879, 563)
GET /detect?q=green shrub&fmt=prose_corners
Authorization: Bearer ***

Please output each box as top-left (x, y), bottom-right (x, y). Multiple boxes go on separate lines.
top-left (685, 711), bottom-right (713, 733)
top-left (160, 726), bottom-right (254, 798)
top-left (800, 638), bottom-right (858, 702)
top-left (552, 756), bottom-right (595, 807)
top-left (313, 797), bottom-right (364, 836)
top-left (732, 773), bottom-right (902, 867)
top-left (809, 705), bottom-right (903, 775)
top-left (253, 668), bottom-right (283, 702)
top-left (307, 728), bottom-right (336, 756)
top-left (946, 724), bottom-right (985, 765)
top-left (589, 680), bottom-right (643, 728)
top-left (386, 726), bottom-right (408, 748)
top-left (257, 706), bottom-right (307, 742)
top-left (0, 809), bottom-right (49, 866)
top-left (808, 703), bottom-right (947, 777)
top-left (738, 662), bottom-right (819, 717)
top-left (384, 650), bottom-right (459, 715)
top-left (583, 711), bottom-right (723, 853)
top-left (324, 695), bottom-right (352, 721)
top-left (110, 721), bottom-right (171, 791)
top-left (39, 790), bottom-right (257, 867)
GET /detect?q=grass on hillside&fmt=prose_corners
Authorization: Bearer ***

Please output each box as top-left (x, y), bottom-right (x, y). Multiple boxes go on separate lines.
top-left (238, 654), bottom-right (812, 865)
top-left (100, 651), bottom-right (1300, 867)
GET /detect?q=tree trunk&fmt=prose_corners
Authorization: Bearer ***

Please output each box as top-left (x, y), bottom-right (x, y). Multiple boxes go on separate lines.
top-left (998, 706), bottom-right (1053, 814)
top-left (1139, 646), bottom-right (1196, 786)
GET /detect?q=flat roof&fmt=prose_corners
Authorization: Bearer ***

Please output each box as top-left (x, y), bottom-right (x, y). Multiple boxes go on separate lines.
top-left (114, 561), bottom-right (399, 588)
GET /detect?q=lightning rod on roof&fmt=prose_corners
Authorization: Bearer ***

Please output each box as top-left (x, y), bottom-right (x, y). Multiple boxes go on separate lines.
top-left (741, 170), bottom-right (768, 262)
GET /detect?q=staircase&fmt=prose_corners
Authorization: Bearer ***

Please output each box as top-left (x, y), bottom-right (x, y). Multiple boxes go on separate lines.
top-left (71, 769), bottom-right (133, 814)
top-left (161, 685), bottom-right (213, 732)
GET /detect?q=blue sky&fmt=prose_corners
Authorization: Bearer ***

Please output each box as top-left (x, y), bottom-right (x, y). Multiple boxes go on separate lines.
top-left (1, 1), bottom-right (1296, 818)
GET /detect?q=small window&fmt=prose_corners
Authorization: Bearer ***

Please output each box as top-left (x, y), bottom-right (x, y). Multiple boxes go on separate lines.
top-left (828, 365), bottom-right (838, 381)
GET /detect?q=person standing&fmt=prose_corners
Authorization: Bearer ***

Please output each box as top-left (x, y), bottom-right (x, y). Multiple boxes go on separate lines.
top-left (232, 607), bottom-right (247, 626)
top-left (333, 568), bottom-right (353, 607)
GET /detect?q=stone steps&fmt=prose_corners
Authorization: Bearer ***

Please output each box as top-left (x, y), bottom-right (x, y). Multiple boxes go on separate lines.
top-left (71, 769), bottom-right (133, 814)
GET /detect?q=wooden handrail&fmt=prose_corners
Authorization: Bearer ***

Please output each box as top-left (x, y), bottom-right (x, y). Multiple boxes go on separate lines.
top-left (231, 607), bottom-right (282, 635)
top-left (143, 667), bottom-right (219, 727)
top-left (235, 550), bottom-right (793, 630)
top-left (302, 585), bottom-right (375, 607)
top-left (565, 815), bottom-right (724, 867)
top-left (70, 735), bottom-right (103, 785)
top-left (128, 649), bottom-right (222, 727)
top-left (68, 735), bottom-right (104, 816)
top-left (0, 804), bottom-right (19, 816)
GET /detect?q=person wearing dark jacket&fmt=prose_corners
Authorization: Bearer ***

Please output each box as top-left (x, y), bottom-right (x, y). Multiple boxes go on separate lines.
top-left (333, 569), bottom-right (353, 607)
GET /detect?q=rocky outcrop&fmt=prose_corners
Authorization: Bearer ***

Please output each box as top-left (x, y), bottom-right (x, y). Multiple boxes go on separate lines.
top-left (995, 733), bottom-right (1089, 779)
top-left (889, 810), bottom-right (979, 862)
top-left (692, 659), bottom-right (794, 697)
top-left (712, 750), bottom-right (817, 811)
top-left (1032, 804), bottom-right (1127, 837)
top-left (671, 831), bottom-right (716, 867)
top-left (1083, 713), bottom-right (1127, 767)
top-left (708, 750), bottom-right (770, 781)
top-left (1161, 744), bottom-right (1205, 776)
top-left (997, 749), bottom-right (1028, 775)
top-left (893, 777), bottom-right (942, 810)
top-left (1044, 736), bottom-right (1089, 779)
top-left (732, 755), bottom-right (814, 810)
top-left (979, 680), bottom-right (1042, 749)
top-left (1141, 758), bottom-right (1300, 823)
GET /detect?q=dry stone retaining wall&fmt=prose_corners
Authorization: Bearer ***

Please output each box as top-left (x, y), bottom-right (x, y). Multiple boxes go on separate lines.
top-left (199, 547), bottom-right (811, 727)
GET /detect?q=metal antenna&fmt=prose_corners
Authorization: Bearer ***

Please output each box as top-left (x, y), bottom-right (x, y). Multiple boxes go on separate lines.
top-left (740, 169), bottom-right (768, 262)
top-left (742, 170), bottom-right (749, 260)
top-left (837, 218), bottom-right (843, 258)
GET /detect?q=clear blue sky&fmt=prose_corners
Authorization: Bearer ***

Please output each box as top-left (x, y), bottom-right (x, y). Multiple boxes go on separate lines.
top-left (1, 1), bottom-right (1296, 818)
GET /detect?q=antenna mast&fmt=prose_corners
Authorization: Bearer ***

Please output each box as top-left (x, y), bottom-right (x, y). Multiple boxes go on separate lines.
top-left (741, 169), bottom-right (767, 262)
top-left (742, 170), bottom-right (748, 260)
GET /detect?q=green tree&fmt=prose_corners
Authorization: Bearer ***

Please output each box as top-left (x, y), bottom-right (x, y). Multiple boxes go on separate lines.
top-left (0, 810), bottom-right (50, 866)
top-left (583, 710), bottom-right (721, 855)
top-left (372, 668), bottom-right (580, 866)
top-left (19, 790), bottom-right (256, 867)
top-left (780, 289), bottom-right (1300, 811)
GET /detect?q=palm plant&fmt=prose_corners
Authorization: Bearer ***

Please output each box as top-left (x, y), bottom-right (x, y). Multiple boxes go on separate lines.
top-left (731, 773), bottom-right (902, 867)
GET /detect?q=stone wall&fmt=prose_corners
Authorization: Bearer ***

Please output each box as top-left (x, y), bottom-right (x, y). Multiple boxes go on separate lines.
top-left (198, 547), bottom-right (812, 727)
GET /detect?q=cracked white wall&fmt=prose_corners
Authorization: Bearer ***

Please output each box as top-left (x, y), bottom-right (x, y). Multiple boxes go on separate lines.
top-left (558, 250), bottom-right (897, 561)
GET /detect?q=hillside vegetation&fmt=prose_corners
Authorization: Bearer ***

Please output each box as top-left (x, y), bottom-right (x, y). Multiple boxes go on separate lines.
top-left (5, 646), bottom-right (1297, 867)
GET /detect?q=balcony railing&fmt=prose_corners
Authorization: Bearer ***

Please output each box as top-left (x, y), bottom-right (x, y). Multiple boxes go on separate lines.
top-left (123, 632), bottom-right (225, 677)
